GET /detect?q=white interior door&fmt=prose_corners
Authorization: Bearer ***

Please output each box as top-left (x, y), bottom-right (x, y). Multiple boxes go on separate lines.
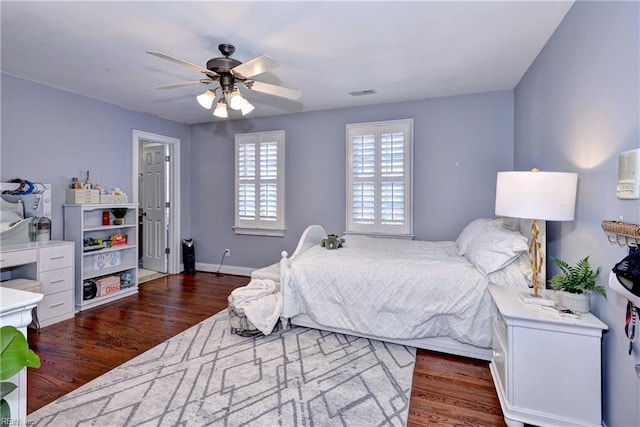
top-left (142, 144), bottom-right (167, 272)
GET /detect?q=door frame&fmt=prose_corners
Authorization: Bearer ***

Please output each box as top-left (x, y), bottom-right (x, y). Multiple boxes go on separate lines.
top-left (131, 130), bottom-right (181, 274)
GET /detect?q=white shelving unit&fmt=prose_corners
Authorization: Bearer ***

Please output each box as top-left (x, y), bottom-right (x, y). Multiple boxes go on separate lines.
top-left (64, 203), bottom-right (138, 311)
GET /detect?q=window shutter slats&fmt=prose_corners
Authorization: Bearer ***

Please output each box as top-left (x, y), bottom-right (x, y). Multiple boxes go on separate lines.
top-left (235, 131), bottom-right (285, 233)
top-left (347, 120), bottom-right (412, 236)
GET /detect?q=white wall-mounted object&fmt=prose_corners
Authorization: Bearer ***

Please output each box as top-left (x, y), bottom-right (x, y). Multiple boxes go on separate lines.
top-left (488, 285), bottom-right (608, 427)
top-left (617, 149), bottom-right (640, 199)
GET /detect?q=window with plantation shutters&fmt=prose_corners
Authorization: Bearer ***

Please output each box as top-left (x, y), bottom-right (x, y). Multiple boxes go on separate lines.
top-left (234, 131), bottom-right (285, 236)
top-left (346, 119), bottom-right (413, 237)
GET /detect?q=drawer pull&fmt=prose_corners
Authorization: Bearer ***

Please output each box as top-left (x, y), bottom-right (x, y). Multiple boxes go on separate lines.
top-left (49, 302), bottom-right (65, 309)
top-left (49, 279), bottom-right (65, 284)
top-left (49, 256), bottom-right (65, 260)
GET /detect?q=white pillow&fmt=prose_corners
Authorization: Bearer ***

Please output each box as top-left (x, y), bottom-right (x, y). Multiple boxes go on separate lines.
top-left (456, 217), bottom-right (516, 256)
top-left (466, 226), bottom-right (528, 275)
top-left (487, 252), bottom-right (532, 288)
top-left (456, 218), bottom-right (494, 256)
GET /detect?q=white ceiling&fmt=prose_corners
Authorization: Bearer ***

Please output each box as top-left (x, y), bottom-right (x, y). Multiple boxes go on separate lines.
top-left (1, 1), bottom-right (573, 125)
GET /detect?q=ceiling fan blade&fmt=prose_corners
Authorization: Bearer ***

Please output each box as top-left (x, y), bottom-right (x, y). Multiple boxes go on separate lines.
top-left (154, 79), bottom-right (212, 90)
top-left (245, 80), bottom-right (301, 100)
top-left (232, 55), bottom-right (279, 78)
top-left (147, 50), bottom-right (211, 74)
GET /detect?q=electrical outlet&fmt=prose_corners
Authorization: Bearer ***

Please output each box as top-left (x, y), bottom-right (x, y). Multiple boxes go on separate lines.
top-left (224, 248), bottom-right (230, 257)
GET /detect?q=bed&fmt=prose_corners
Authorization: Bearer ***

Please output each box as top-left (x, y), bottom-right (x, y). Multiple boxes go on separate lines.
top-left (278, 218), bottom-right (543, 361)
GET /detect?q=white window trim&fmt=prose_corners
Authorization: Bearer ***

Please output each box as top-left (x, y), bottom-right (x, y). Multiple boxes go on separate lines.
top-left (234, 130), bottom-right (285, 237)
top-left (346, 119), bottom-right (413, 237)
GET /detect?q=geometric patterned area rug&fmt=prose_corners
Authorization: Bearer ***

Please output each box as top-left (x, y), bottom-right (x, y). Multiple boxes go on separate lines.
top-left (28, 310), bottom-right (416, 426)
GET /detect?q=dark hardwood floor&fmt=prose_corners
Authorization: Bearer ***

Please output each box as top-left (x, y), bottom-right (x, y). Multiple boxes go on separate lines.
top-left (26, 272), bottom-right (505, 426)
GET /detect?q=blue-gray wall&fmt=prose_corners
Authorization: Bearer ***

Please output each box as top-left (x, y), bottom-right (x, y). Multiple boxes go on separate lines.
top-left (189, 90), bottom-right (514, 269)
top-left (0, 73), bottom-right (192, 241)
top-left (515, 1), bottom-right (640, 425)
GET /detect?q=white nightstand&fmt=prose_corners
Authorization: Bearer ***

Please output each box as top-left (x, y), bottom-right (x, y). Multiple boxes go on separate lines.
top-left (488, 285), bottom-right (608, 427)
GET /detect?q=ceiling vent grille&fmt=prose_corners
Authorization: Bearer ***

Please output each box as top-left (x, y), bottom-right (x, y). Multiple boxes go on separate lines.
top-left (349, 89), bottom-right (377, 97)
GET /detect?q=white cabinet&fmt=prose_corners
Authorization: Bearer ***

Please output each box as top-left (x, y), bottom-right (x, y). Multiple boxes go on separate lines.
top-left (64, 204), bottom-right (138, 311)
top-left (1, 240), bottom-right (75, 327)
top-left (488, 285), bottom-right (608, 427)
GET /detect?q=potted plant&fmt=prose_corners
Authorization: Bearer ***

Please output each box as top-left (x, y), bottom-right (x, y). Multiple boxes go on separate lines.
top-left (549, 256), bottom-right (606, 313)
top-left (1, 325), bottom-right (41, 422)
top-left (111, 208), bottom-right (128, 225)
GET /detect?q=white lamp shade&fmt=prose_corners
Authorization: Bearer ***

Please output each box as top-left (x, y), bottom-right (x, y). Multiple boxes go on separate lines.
top-left (495, 171), bottom-right (578, 221)
top-left (213, 99), bottom-right (228, 118)
top-left (228, 90), bottom-right (246, 110)
top-left (241, 101), bottom-right (255, 116)
top-left (196, 90), bottom-right (215, 109)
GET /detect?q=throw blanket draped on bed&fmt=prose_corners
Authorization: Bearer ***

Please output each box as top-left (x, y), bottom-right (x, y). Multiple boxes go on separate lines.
top-left (282, 235), bottom-right (495, 348)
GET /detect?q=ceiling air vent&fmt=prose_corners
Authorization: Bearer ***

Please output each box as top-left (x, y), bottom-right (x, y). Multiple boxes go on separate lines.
top-left (349, 89), bottom-right (377, 97)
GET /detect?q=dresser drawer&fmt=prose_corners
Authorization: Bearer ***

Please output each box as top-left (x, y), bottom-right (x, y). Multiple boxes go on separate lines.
top-left (38, 289), bottom-right (73, 321)
top-left (40, 268), bottom-right (74, 294)
top-left (39, 245), bottom-right (73, 271)
top-left (0, 248), bottom-right (37, 269)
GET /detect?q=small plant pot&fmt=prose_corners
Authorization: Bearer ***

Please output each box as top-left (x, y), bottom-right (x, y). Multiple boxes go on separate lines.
top-left (113, 218), bottom-right (125, 226)
top-left (560, 291), bottom-right (591, 313)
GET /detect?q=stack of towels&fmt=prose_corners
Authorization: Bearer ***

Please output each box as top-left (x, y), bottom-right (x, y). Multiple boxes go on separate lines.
top-left (229, 279), bottom-right (283, 335)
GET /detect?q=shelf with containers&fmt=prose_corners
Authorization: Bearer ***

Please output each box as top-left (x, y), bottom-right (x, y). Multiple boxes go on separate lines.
top-left (63, 203), bottom-right (138, 311)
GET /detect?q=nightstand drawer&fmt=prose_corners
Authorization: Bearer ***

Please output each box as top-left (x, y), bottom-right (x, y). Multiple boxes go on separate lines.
top-left (39, 245), bottom-right (73, 271)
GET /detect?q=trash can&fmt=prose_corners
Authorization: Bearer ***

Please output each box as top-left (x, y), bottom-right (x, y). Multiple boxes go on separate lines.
top-left (182, 238), bottom-right (196, 274)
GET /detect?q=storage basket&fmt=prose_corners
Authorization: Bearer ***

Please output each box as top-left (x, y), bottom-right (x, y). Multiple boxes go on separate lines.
top-left (227, 296), bottom-right (263, 337)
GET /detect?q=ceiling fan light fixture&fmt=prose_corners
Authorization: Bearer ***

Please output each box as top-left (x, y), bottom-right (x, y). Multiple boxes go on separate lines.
top-left (196, 89), bottom-right (216, 109)
top-left (213, 98), bottom-right (228, 118)
top-left (228, 89), bottom-right (246, 111)
top-left (241, 101), bottom-right (255, 116)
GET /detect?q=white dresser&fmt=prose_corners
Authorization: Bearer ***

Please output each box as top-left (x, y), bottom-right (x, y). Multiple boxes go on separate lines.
top-left (0, 240), bottom-right (75, 327)
top-left (488, 285), bottom-right (608, 427)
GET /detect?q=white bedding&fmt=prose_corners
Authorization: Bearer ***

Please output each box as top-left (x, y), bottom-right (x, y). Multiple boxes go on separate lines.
top-left (282, 235), bottom-right (496, 348)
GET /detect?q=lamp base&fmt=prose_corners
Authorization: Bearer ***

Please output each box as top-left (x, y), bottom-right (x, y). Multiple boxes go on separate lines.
top-left (519, 290), bottom-right (556, 306)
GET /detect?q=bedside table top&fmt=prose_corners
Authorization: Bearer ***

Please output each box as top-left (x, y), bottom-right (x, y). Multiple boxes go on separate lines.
top-left (488, 285), bottom-right (608, 331)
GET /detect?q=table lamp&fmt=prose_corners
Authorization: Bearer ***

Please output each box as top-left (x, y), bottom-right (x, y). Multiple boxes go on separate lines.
top-left (495, 169), bottom-right (578, 304)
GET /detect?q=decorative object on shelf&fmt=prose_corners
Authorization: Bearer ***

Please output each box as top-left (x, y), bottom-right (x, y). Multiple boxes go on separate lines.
top-left (96, 275), bottom-right (120, 297)
top-left (71, 177), bottom-right (81, 189)
top-left (83, 171), bottom-right (92, 190)
top-left (495, 168), bottom-right (578, 305)
top-left (93, 252), bottom-right (121, 270)
top-left (120, 271), bottom-right (134, 289)
top-left (110, 233), bottom-right (127, 246)
top-left (602, 220), bottom-right (640, 247)
top-left (0, 325), bottom-right (41, 421)
top-left (102, 210), bottom-right (110, 226)
top-left (83, 279), bottom-right (97, 300)
top-left (111, 208), bottom-right (128, 225)
top-left (549, 256), bottom-right (606, 313)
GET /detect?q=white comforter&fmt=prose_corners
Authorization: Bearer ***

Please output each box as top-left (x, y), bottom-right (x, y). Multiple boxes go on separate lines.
top-left (282, 235), bottom-right (495, 348)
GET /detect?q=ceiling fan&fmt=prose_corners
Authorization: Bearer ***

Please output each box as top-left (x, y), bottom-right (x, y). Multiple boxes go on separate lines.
top-left (147, 43), bottom-right (301, 118)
